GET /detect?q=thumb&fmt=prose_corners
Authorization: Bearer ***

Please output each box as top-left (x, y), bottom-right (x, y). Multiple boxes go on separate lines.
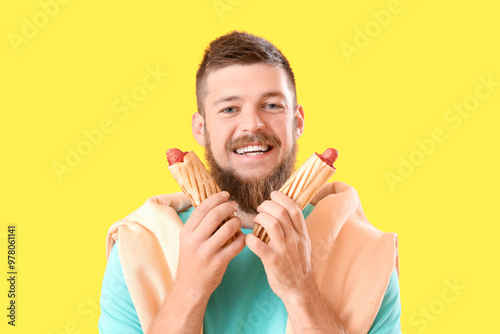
top-left (245, 233), bottom-right (269, 260)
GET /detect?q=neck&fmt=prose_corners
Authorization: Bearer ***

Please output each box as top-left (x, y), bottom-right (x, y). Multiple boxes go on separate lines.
top-left (236, 210), bottom-right (257, 230)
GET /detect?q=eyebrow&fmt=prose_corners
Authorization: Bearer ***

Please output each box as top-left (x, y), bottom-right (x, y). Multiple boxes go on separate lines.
top-left (213, 95), bottom-right (242, 106)
top-left (213, 91), bottom-right (287, 106)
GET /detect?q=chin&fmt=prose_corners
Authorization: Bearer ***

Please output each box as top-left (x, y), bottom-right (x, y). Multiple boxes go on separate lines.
top-left (237, 165), bottom-right (278, 179)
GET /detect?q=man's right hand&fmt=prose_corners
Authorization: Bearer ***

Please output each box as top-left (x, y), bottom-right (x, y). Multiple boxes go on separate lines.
top-left (174, 191), bottom-right (246, 301)
top-left (147, 191), bottom-right (245, 334)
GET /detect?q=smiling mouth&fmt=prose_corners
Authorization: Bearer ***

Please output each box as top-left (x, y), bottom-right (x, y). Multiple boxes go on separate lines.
top-left (233, 144), bottom-right (273, 156)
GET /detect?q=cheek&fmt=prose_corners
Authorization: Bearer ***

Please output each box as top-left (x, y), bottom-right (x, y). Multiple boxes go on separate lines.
top-left (272, 117), bottom-right (295, 144)
top-left (207, 126), bottom-right (231, 152)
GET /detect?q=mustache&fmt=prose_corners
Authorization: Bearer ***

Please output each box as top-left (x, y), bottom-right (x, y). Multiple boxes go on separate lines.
top-left (226, 133), bottom-right (281, 152)
top-left (206, 141), bottom-right (297, 214)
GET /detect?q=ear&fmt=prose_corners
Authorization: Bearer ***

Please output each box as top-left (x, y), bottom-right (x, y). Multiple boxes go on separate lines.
top-left (192, 112), bottom-right (206, 146)
top-left (295, 105), bottom-right (305, 139)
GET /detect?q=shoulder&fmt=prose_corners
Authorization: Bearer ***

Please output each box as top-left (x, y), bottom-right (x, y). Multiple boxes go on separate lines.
top-left (368, 269), bottom-right (402, 333)
top-left (310, 181), bottom-right (358, 206)
top-left (142, 192), bottom-right (191, 212)
top-left (99, 240), bottom-right (143, 333)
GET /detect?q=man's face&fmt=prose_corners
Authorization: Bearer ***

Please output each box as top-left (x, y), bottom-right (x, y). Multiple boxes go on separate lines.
top-left (195, 63), bottom-right (303, 179)
top-left (193, 63), bottom-right (304, 213)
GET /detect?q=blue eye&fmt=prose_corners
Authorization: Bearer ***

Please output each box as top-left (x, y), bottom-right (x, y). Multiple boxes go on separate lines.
top-left (221, 107), bottom-right (236, 113)
top-left (266, 103), bottom-right (282, 110)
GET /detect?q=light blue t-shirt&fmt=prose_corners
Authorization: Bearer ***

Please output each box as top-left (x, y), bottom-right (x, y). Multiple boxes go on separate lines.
top-left (99, 204), bottom-right (401, 333)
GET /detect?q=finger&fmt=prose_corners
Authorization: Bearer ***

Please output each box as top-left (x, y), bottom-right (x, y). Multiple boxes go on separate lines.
top-left (245, 233), bottom-right (272, 260)
top-left (195, 201), bottom-right (238, 239)
top-left (209, 217), bottom-right (242, 249)
top-left (253, 212), bottom-right (286, 245)
top-left (184, 191), bottom-right (230, 231)
top-left (257, 199), bottom-right (293, 239)
top-left (218, 230), bottom-right (246, 262)
top-left (270, 191), bottom-right (306, 235)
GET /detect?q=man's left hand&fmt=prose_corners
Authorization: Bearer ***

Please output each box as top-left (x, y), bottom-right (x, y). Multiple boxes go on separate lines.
top-left (246, 191), bottom-right (348, 333)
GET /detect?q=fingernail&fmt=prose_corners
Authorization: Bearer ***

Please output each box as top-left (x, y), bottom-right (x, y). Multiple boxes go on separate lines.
top-left (221, 191), bottom-right (229, 198)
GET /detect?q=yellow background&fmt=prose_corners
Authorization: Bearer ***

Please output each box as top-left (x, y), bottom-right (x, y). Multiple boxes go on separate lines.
top-left (1, 0), bottom-right (499, 333)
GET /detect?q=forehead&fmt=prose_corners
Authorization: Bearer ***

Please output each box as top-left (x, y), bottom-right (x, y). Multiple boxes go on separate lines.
top-left (204, 63), bottom-right (293, 107)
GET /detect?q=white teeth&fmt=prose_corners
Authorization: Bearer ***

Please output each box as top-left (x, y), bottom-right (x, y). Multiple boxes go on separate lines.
top-left (235, 144), bottom-right (270, 155)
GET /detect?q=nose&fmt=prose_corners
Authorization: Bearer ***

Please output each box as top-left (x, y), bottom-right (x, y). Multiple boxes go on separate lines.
top-left (241, 108), bottom-right (265, 133)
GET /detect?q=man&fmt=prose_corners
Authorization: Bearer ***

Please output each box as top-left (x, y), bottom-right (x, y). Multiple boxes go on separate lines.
top-left (99, 31), bottom-right (401, 333)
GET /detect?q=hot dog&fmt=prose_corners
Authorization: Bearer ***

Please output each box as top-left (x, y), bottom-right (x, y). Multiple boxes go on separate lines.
top-left (252, 148), bottom-right (339, 244)
top-left (167, 149), bottom-right (237, 246)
